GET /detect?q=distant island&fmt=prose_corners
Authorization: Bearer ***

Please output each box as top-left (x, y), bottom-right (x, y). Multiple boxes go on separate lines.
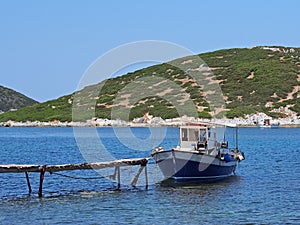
top-left (0, 46), bottom-right (300, 125)
top-left (0, 85), bottom-right (38, 114)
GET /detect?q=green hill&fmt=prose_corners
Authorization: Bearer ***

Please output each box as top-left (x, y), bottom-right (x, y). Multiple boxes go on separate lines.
top-left (1, 46), bottom-right (300, 122)
top-left (0, 86), bottom-right (38, 113)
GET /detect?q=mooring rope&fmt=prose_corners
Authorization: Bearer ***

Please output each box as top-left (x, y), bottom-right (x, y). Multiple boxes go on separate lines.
top-left (51, 172), bottom-right (109, 180)
top-left (50, 158), bottom-right (152, 181)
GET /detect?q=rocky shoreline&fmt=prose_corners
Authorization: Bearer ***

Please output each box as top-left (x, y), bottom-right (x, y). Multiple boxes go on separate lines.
top-left (1, 113), bottom-right (300, 128)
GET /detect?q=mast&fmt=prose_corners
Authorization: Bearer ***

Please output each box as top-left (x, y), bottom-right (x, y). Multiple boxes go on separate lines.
top-left (235, 126), bottom-right (238, 150)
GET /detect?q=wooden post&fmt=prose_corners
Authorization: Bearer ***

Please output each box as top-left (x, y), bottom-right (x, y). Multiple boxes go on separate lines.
top-left (144, 165), bottom-right (148, 189)
top-left (38, 165), bottom-right (46, 198)
top-left (109, 166), bottom-right (117, 180)
top-left (131, 158), bottom-right (148, 188)
top-left (25, 172), bottom-right (32, 194)
top-left (117, 166), bottom-right (121, 189)
top-left (131, 165), bottom-right (145, 187)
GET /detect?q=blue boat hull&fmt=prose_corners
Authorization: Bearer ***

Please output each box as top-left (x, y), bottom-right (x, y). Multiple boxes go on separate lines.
top-left (153, 150), bottom-right (237, 180)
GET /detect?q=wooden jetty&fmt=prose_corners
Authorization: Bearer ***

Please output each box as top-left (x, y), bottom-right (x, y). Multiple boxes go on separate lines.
top-left (0, 158), bottom-right (149, 197)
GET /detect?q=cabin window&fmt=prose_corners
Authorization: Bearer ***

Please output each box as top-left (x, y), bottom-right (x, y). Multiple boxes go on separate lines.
top-left (189, 129), bottom-right (199, 142)
top-left (199, 129), bottom-right (206, 142)
top-left (181, 128), bottom-right (188, 141)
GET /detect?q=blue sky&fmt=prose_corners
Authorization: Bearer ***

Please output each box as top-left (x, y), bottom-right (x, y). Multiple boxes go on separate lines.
top-left (1, 0), bottom-right (299, 102)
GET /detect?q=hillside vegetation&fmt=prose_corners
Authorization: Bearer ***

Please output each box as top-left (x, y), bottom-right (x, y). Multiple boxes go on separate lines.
top-left (0, 86), bottom-right (38, 113)
top-left (1, 46), bottom-right (300, 122)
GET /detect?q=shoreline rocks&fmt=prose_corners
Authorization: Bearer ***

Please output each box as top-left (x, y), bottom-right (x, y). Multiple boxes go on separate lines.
top-left (1, 112), bottom-right (300, 128)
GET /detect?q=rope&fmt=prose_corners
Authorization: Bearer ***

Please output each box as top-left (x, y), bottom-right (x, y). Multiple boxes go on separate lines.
top-left (51, 172), bottom-right (109, 180)
top-left (50, 158), bottom-right (152, 181)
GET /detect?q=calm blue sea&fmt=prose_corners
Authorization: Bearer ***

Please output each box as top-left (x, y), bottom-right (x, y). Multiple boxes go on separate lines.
top-left (0, 127), bottom-right (299, 224)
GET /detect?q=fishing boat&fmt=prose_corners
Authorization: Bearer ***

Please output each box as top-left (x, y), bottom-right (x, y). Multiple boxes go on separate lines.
top-left (151, 123), bottom-right (245, 180)
top-left (257, 118), bottom-right (280, 128)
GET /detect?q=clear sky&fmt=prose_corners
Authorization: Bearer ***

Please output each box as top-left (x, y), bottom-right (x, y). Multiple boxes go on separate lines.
top-left (1, 0), bottom-right (299, 102)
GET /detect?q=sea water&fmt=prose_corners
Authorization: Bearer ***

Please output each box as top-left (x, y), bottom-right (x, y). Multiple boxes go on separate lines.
top-left (0, 127), bottom-right (299, 224)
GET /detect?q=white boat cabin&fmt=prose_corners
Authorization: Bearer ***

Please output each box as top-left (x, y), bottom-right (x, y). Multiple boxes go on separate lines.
top-left (179, 125), bottom-right (211, 151)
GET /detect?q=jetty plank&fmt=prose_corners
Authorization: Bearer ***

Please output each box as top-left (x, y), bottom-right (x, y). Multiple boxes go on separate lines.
top-left (0, 157), bottom-right (149, 197)
top-left (0, 164), bottom-right (41, 173)
top-left (0, 158), bottom-right (149, 173)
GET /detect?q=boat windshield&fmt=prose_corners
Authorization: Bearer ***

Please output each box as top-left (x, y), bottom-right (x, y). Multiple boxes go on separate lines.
top-left (199, 129), bottom-right (206, 142)
top-left (181, 127), bottom-right (206, 142)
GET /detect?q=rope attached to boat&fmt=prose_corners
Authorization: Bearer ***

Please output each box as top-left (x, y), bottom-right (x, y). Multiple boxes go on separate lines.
top-left (51, 171), bottom-right (108, 180)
